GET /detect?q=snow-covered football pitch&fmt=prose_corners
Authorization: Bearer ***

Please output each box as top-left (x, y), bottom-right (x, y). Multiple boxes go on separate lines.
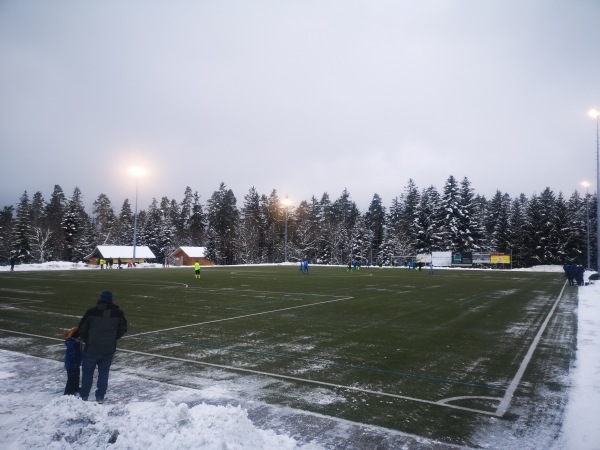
top-left (0, 265), bottom-right (577, 448)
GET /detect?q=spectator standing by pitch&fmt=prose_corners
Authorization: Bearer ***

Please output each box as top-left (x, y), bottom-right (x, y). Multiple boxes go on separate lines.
top-left (63, 326), bottom-right (82, 395)
top-left (77, 291), bottom-right (127, 403)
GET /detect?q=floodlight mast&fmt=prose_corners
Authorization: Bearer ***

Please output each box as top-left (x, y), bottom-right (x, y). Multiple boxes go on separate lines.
top-left (590, 109), bottom-right (600, 272)
top-left (129, 167), bottom-right (146, 266)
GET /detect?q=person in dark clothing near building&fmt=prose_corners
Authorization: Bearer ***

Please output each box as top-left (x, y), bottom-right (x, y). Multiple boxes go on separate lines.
top-left (567, 263), bottom-right (577, 286)
top-left (77, 290), bottom-right (127, 403)
top-left (576, 265), bottom-right (585, 286)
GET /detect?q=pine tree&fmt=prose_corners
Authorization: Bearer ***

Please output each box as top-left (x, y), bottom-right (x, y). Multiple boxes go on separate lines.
top-left (316, 193), bottom-right (336, 264)
top-left (491, 194), bottom-right (511, 254)
top-left (188, 191), bottom-right (206, 246)
top-left (365, 193), bottom-right (386, 264)
top-left (552, 193), bottom-right (575, 264)
top-left (440, 175), bottom-right (462, 251)
top-left (509, 194), bottom-right (528, 268)
top-left (62, 187), bottom-right (93, 262)
top-left (350, 215), bottom-right (369, 264)
top-left (206, 183), bottom-right (239, 265)
top-left (294, 197), bottom-right (323, 263)
top-left (522, 189), bottom-right (560, 266)
top-left (457, 177), bottom-right (477, 251)
top-left (239, 187), bottom-right (265, 264)
top-left (567, 191), bottom-right (587, 266)
top-left (330, 189), bottom-right (359, 264)
top-left (44, 185), bottom-right (67, 260)
top-left (29, 191), bottom-right (53, 262)
top-left (92, 193), bottom-right (116, 245)
top-left (177, 186), bottom-right (194, 244)
top-left (400, 179), bottom-right (420, 248)
top-left (260, 190), bottom-right (285, 262)
top-left (12, 191), bottom-right (33, 262)
top-left (414, 185), bottom-right (443, 253)
top-left (0, 205), bottom-right (15, 262)
top-left (141, 198), bottom-right (163, 259)
top-left (116, 199), bottom-right (134, 245)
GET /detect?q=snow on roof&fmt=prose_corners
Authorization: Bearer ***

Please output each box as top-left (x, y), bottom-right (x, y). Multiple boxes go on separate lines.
top-left (171, 246), bottom-right (207, 258)
top-left (84, 245), bottom-right (157, 260)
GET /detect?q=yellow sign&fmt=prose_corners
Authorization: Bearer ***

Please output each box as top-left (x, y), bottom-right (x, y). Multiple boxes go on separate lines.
top-left (491, 254), bottom-right (511, 264)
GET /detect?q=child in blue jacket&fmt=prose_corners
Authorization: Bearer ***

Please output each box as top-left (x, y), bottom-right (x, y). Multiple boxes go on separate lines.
top-left (63, 326), bottom-right (82, 395)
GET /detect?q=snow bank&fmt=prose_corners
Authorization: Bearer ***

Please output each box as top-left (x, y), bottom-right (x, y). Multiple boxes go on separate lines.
top-left (6, 396), bottom-right (312, 450)
top-left (557, 281), bottom-right (600, 449)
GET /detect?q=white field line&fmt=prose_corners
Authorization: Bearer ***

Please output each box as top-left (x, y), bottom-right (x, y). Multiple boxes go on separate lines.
top-left (495, 280), bottom-right (568, 417)
top-left (125, 296), bottom-right (355, 338)
top-left (118, 347), bottom-right (499, 416)
top-left (0, 329), bottom-right (63, 342)
top-left (0, 328), bottom-right (501, 416)
top-left (0, 299), bottom-right (44, 307)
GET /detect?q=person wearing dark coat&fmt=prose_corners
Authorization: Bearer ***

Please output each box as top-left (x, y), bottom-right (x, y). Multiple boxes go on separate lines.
top-left (567, 264), bottom-right (576, 286)
top-left (63, 326), bottom-right (82, 395)
top-left (576, 265), bottom-right (585, 286)
top-left (77, 290), bottom-right (127, 403)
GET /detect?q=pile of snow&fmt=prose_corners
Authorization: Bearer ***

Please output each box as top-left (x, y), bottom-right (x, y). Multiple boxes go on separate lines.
top-left (0, 352), bottom-right (322, 449)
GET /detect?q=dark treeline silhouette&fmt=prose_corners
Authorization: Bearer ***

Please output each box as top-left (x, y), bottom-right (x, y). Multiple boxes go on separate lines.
top-left (0, 177), bottom-right (597, 269)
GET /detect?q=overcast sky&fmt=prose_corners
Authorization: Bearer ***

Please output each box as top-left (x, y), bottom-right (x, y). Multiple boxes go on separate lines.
top-left (1, 0), bottom-right (599, 213)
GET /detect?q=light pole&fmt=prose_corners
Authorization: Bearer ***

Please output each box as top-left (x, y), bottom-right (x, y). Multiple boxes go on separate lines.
top-left (129, 166), bottom-right (146, 266)
top-left (281, 195), bottom-right (292, 262)
top-left (590, 109), bottom-right (600, 271)
top-left (582, 181), bottom-right (591, 270)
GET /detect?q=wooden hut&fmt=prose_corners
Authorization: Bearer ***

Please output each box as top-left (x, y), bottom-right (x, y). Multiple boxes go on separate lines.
top-left (169, 246), bottom-right (214, 266)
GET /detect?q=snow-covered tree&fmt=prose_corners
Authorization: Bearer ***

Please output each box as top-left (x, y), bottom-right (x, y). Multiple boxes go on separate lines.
top-left (206, 182), bottom-right (239, 265)
top-left (414, 185), bottom-right (443, 253)
top-left (62, 187), bottom-right (93, 262)
top-left (364, 193), bottom-right (386, 263)
top-left (238, 187), bottom-right (265, 264)
top-left (12, 191), bottom-right (33, 262)
top-left (115, 199), bottom-right (134, 245)
top-left (92, 193), bottom-right (116, 245)
top-left (439, 175), bottom-right (462, 251)
top-left (44, 185), bottom-right (67, 260)
top-left (0, 206), bottom-right (14, 262)
top-left (457, 177), bottom-right (478, 251)
top-left (188, 191), bottom-right (206, 246)
top-left (508, 194), bottom-right (528, 267)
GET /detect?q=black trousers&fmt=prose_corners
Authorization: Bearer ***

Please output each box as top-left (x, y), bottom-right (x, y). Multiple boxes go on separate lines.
top-left (64, 368), bottom-right (80, 395)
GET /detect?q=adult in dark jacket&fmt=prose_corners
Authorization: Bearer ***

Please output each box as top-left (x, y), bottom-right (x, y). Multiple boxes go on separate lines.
top-left (77, 290), bottom-right (127, 403)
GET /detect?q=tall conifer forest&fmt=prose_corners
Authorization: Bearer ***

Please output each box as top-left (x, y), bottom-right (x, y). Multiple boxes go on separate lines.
top-left (1, 176), bottom-right (597, 269)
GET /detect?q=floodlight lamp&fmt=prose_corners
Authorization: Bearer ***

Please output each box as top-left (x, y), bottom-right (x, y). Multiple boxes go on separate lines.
top-left (129, 166), bottom-right (146, 177)
top-left (581, 181), bottom-right (591, 188)
top-left (589, 109), bottom-right (600, 119)
top-left (281, 196), bottom-right (292, 207)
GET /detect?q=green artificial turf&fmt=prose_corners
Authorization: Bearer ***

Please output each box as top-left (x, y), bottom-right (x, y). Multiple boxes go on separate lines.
top-left (0, 265), bottom-right (575, 446)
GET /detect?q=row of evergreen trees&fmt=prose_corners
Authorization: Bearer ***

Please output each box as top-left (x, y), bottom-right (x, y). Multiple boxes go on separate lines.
top-left (0, 176), bottom-right (597, 269)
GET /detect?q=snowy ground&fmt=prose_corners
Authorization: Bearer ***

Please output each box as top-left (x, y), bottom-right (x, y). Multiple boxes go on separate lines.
top-left (0, 263), bottom-right (598, 449)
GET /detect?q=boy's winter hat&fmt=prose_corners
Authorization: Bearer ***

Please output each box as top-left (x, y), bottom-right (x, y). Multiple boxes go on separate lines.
top-left (99, 290), bottom-right (113, 302)
top-left (63, 327), bottom-right (78, 338)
